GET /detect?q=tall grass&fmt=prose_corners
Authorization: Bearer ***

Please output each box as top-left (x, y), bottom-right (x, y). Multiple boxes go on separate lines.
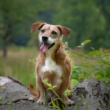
top-left (0, 46), bottom-right (38, 87)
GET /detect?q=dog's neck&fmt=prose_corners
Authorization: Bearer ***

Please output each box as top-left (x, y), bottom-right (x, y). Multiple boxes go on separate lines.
top-left (40, 40), bottom-right (67, 65)
top-left (45, 43), bottom-right (60, 62)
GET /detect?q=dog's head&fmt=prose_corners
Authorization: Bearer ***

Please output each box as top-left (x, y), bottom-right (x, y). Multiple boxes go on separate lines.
top-left (31, 23), bottom-right (71, 53)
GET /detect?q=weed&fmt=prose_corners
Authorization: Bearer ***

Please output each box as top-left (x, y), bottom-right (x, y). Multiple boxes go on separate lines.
top-left (0, 97), bottom-right (2, 103)
top-left (81, 94), bottom-right (89, 110)
top-left (6, 96), bottom-right (14, 110)
top-left (42, 78), bottom-right (70, 110)
top-left (77, 102), bottom-right (80, 110)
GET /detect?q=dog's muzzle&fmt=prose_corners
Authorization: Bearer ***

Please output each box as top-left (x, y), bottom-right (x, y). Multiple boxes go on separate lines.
top-left (40, 36), bottom-right (55, 53)
top-left (42, 36), bottom-right (48, 43)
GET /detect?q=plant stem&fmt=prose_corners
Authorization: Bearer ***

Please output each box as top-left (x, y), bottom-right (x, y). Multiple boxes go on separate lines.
top-left (67, 47), bottom-right (110, 65)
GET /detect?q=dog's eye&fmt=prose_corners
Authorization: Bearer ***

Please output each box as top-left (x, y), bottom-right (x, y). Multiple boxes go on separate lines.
top-left (41, 29), bottom-right (45, 33)
top-left (51, 31), bottom-right (57, 35)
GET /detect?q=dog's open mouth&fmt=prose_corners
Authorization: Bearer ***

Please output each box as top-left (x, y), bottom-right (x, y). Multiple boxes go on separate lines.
top-left (40, 43), bottom-right (55, 53)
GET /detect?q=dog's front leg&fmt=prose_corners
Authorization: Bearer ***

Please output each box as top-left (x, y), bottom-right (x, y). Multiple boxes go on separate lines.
top-left (59, 78), bottom-right (75, 106)
top-left (36, 78), bottom-right (46, 104)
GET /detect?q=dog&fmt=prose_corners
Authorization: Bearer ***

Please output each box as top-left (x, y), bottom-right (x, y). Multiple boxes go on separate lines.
top-left (29, 22), bottom-right (74, 106)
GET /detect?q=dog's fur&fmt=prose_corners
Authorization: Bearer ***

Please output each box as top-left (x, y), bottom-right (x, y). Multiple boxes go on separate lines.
top-left (29, 23), bottom-right (74, 105)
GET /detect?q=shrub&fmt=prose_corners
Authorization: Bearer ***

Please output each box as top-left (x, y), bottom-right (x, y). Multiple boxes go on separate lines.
top-left (64, 40), bottom-right (110, 85)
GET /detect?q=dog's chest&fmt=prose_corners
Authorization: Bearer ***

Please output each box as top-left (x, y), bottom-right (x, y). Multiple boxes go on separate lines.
top-left (41, 57), bottom-right (62, 77)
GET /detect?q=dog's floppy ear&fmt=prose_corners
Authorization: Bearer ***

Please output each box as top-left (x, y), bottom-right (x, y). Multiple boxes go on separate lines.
top-left (31, 23), bottom-right (46, 33)
top-left (58, 25), bottom-right (71, 38)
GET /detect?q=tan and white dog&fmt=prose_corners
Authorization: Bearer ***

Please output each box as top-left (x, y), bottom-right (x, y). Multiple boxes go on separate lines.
top-left (29, 23), bottom-right (74, 106)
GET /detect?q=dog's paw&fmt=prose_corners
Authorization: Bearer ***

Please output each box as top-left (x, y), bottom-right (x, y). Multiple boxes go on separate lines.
top-left (28, 96), bottom-right (38, 102)
top-left (36, 98), bottom-right (46, 105)
top-left (65, 99), bottom-right (75, 106)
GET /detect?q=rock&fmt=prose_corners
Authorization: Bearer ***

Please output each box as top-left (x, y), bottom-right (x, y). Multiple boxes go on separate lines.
top-left (0, 77), bottom-right (13, 86)
top-left (71, 78), bottom-right (110, 110)
top-left (0, 82), bottom-right (32, 105)
top-left (0, 77), bottom-right (110, 110)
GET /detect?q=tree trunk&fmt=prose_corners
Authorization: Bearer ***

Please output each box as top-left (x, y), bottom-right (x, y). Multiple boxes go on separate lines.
top-left (2, 27), bottom-right (11, 58)
top-left (3, 39), bottom-right (7, 58)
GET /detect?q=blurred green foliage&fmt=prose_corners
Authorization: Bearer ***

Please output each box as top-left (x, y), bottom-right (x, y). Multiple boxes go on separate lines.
top-left (0, 0), bottom-right (54, 57)
top-left (28, 0), bottom-right (110, 50)
top-left (54, 0), bottom-right (110, 49)
top-left (0, 0), bottom-right (110, 56)
top-left (64, 40), bottom-right (110, 85)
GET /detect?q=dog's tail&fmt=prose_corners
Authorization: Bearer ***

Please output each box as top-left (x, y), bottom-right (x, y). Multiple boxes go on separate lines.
top-left (29, 83), bottom-right (38, 97)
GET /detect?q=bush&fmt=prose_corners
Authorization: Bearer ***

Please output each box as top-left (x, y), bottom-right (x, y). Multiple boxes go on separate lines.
top-left (64, 40), bottom-right (110, 85)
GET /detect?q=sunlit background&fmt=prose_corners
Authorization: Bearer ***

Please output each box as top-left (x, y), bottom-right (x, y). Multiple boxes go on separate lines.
top-left (0, 0), bottom-right (110, 87)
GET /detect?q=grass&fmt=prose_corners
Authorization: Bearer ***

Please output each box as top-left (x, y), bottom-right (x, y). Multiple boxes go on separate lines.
top-left (6, 96), bottom-right (14, 110)
top-left (0, 46), bottom-right (38, 87)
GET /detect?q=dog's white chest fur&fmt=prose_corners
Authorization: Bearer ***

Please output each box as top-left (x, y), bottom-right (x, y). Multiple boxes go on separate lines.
top-left (41, 57), bottom-right (62, 76)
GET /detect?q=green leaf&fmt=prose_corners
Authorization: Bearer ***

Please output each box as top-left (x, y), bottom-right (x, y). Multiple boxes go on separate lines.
top-left (51, 99), bottom-right (61, 110)
top-left (72, 72), bottom-right (78, 79)
top-left (91, 71), bottom-right (100, 76)
top-left (77, 102), bottom-right (80, 110)
top-left (47, 88), bottom-right (52, 90)
top-left (53, 86), bottom-right (56, 88)
top-left (0, 97), bottom-right (2, 103)
top-left (74, 67), bottom-right (85, 73)
top-left (42, 79), bottom-right (48, 83)
top-left (78, 40), bottom-right (91, 47)
top-left (72, 79), bottom-right (79, 88)
top-left (84, 40), bottom-right (91, 45)
top-left (46, 83), bottom-right (52, 87)
top-left (76, 46), bottom-right (82, 48)
top-left (81, 94), bottom-right (85, 102)
top-left (68, 54), bottom-right (75, 58)
top-left (64, 89), bottom-right (72, 96)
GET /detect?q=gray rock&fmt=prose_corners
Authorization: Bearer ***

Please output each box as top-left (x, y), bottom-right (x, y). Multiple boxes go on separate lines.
top-left (0, 77), bottom-right (110, 110)
top-left (71, 78), bottom-right (110, 110)
top-left (0, 77), bottom-right (13, 86)
top-left (0, 82), bottom-right (32, 105)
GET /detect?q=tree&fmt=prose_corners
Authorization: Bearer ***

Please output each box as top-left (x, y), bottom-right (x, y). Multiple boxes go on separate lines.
top-left (0, 0), bottom-right (51, 57)
top-left (53, 0), bottom-right (107, 49)
top-left (27, 0), bottom-right (57, 48)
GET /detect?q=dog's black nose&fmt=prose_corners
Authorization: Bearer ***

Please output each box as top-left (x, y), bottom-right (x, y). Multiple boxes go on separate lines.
top-left (42, 36), bottom-right (48, 42)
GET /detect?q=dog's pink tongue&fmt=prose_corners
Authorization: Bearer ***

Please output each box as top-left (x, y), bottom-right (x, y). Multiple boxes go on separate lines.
top-left (40, 43), bottom-right (48, 53)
